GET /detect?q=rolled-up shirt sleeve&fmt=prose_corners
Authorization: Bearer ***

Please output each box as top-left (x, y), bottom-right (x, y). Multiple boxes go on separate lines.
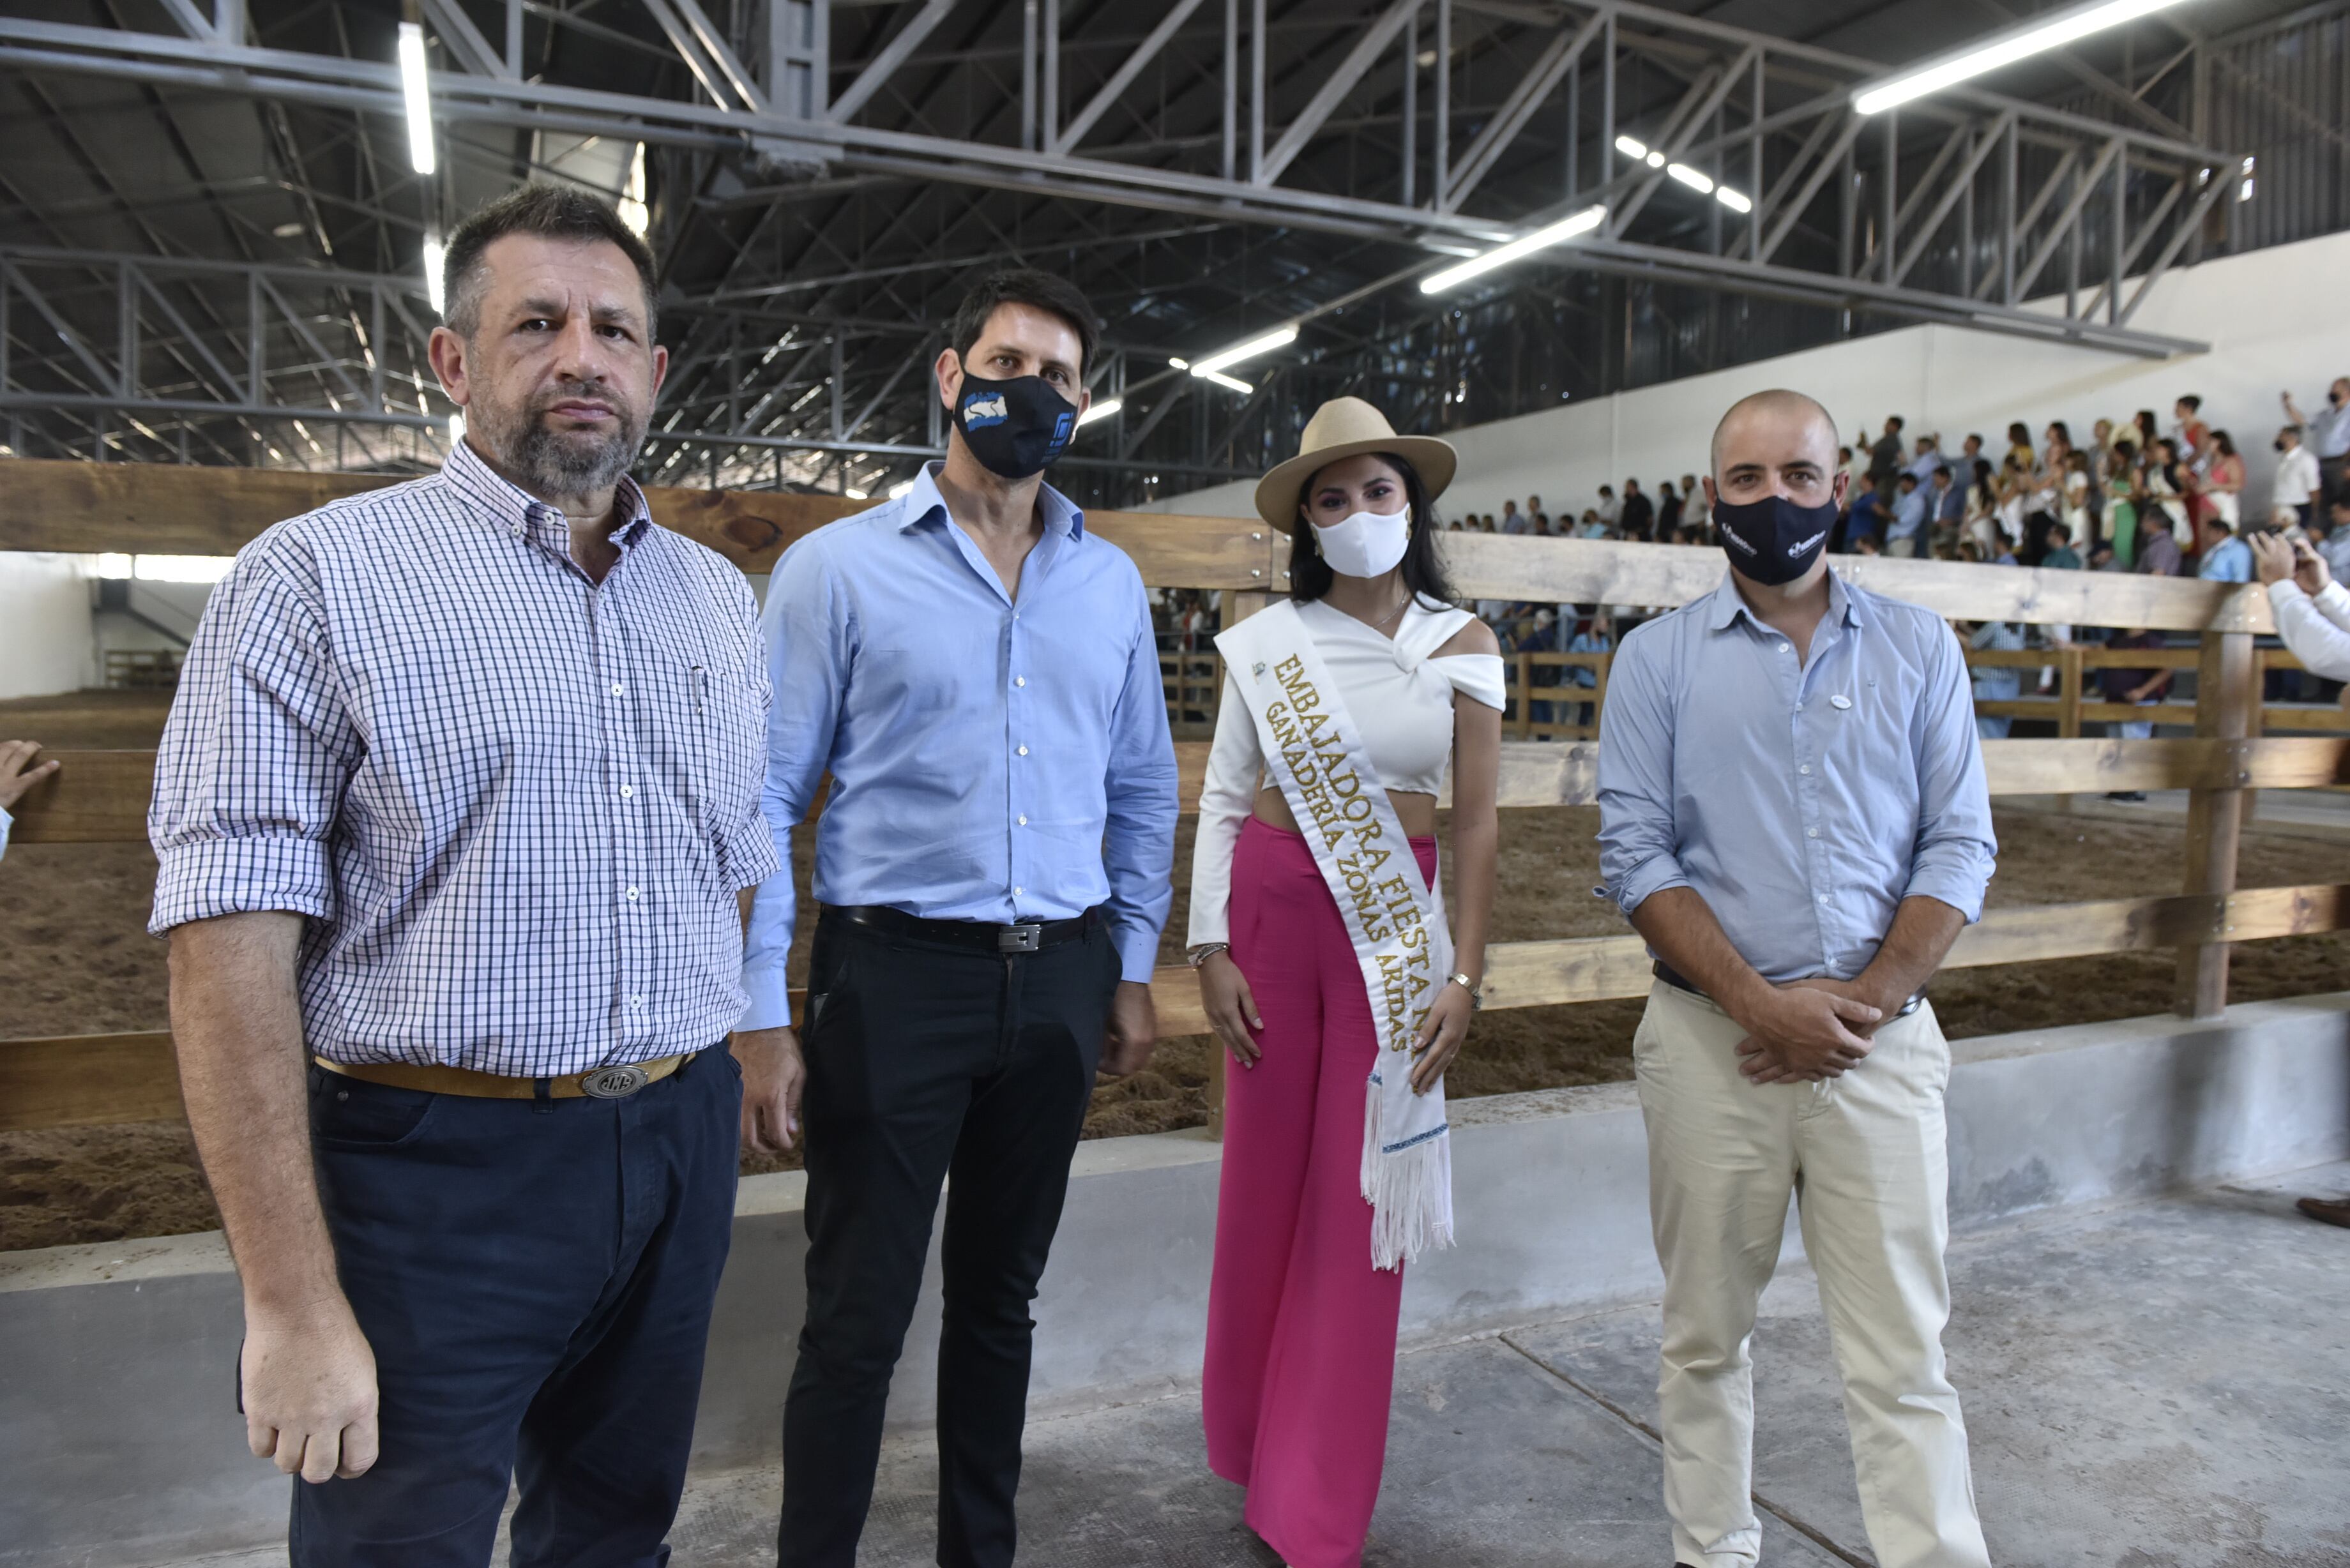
top-left (1595, 630), bottom-right (1689, 919)
top-left (1902, 622), bottom-right (1998, 921)
top-left (149, 540), bottom-right (359, 935)
top-left (739, 538), bottom-right (851, 1032)
top-left (711, 569), bottom-right (785, 893)
top-left (1100, 573), bottom-right (1179, 982)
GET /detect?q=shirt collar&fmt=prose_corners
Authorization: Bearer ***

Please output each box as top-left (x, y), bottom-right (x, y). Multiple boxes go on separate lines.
top-left (1704, 568), bottom-right (1866, 634)
top-left (441, 437), bottom-right (655, 557)
top-left (894, 460), bottom-right (1086, 541)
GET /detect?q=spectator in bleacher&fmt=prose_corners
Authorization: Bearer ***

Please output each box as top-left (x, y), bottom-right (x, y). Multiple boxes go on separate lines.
top-left (2132, 409), bottom-right (2160, 462)
top-left (2005, 420), bottom-right (2035, 472)
top-left (1528, 491), bottom-right (1544, 519)
top-left (2135, 516), bottom-right (2183, 577)
top-left (2193, 431), bottom-right (2246, 535)
top-left (1619, 478), bottom-right (1655, 541)
top-left (1907, 434), bottom-right (1944, 490)
top-left (1501, 498), bottom-right (1528, 534)
top-left (2061, 451), bottom-right (2095, 551)
top-left (0, 738), bottom-right (59, 863)
top-left (1849, 479), bottom-right (1895, 552)
top-left (2247, 526), bottom-right (2350, 1230)
top-left (1886, 471), bottom-right (1930, 557)
top-left (2197, 513), bottom-right (2252, 582)
top-left (1931, 460), bottom-right (1964, 534)
top-left (2284, 379), bottom-right (2350, 506)
top-left (1656, 478), bottom-right (1683, 539)
top-left (2145, 437), bottom-right (2191, 547)
top-left (1867, 414), bottom-right (1906, 490)
top-left (1596, 483), bottom-right (1620, 530)
top-left (1853, 531), bottom-right (1884, 557)
top-left (2317, 497), bottom-right (2350, 583)
top-left (1577, 509), bottom-right (1609, 539)
top-left (1961, 461), bottom-right (1999, 557)
top-left (1566, 610), bottom-right (1613, 728)
top-left (1971, 620), bottom-right (2026, 737)
top-left (2274, 424), bottom-right (2322, 531)
top-left (1598, 387), bottom-right (1996, 1568)
top-left (2102, 440), bottom-right (2142, 568)
top-left (2096, 628), bottom-right (2172, 802)
top-left (2042, 520), bottom-right (2082, 570)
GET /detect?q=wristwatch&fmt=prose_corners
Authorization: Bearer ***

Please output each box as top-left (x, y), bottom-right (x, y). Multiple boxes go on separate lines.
top-left (1447, 972), bottom-right (1483, 1010)
top-left (1186, 943), bottom-right (1231, 969)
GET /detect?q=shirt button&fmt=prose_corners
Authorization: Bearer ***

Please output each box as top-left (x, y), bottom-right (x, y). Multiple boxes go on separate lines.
top-left (628, 994), bottom-right (644, 1007)
top-left (1017, 815), bottom-right (1029, 826)
top-left (625, 886), bottom-right (641, 900)
top-left (610, 682), bottom-right (625, 697)
top-left (620, 785), bottom-right (635, 799)
top-left (1794, 702), bottom-right (1804, 712)
top-left (1017, 745), bottom-right (1029, 757)
top-left (1817, 894), bottom-right (1830, 905)
top-left (1799, 764), bottom-right (1812, 776)
top-left (1015, 676), bottom-right (1027, 688)
top-left (1779, 643), bottom-right (1793, 654)
top-left (1807, 827), bottom-right (1819, 838)
top-left (1014, 886), bottom-right (1024, 895)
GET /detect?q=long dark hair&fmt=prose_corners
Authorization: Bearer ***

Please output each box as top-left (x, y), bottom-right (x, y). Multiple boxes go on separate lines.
top-left (1286, 451), bottom-right (1457, 607)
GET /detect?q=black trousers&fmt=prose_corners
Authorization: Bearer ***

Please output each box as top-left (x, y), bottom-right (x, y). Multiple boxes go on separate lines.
top-left (295, 1046), bottom-right (741, 1567)
top-left (778, 909), bottom-right (1121, 1568)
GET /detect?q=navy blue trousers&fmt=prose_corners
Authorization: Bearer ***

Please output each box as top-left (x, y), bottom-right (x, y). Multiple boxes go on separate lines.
top-left (291, 1046), bottom-right (741, 1568)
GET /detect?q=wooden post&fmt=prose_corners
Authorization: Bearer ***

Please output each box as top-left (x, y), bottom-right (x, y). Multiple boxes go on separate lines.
top-left (2056, 643), bottom-right (2085, 810)
top-left (1515, 651), bottom-right (1533, 739)
top-left (2173, 629), bottom-right (2255, 1018)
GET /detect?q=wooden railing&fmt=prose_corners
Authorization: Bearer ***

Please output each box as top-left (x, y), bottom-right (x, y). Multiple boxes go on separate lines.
top-left (1, 456), bottom-right (2339, 1135)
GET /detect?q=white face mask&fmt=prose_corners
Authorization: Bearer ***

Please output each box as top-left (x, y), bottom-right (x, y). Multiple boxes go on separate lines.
top-left (1311, 508), bottom-right (1411, 578)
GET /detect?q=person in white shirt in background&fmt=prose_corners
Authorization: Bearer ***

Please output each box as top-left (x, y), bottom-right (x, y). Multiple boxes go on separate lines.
top-left (2318, 498), bottom-right (2350, 585)
top-left (2250, 527), bottom-right (2350, 1233)
top-left (0, 739), bottom-right (60, 862)
top-left (2273, 425), bottom-right (2324, 534)
top-left (2284, 379), bottom-right (2350, 508)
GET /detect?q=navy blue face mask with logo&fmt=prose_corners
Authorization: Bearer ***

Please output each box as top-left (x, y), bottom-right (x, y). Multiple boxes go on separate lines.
top-left (950, 363), bottom-right (1079, 480)
top-left (1713, 492), bottom-right (1835, 585)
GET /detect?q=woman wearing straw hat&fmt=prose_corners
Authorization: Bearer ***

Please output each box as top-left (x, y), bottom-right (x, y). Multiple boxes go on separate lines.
top-left (1188, 396), bottom-right (1504, 1566)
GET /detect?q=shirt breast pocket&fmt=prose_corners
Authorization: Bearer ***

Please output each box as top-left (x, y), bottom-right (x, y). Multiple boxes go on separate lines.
top-left (671, 647), bottom-right (761, 834)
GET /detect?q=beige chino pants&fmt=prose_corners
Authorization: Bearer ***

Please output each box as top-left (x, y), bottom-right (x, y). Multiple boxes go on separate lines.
top-left (1632, 981), bottom-right (1990, 1568)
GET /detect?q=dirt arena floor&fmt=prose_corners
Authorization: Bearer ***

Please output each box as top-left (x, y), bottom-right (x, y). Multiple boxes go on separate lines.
top-left (6, 691), bottom-right (2349, 1249)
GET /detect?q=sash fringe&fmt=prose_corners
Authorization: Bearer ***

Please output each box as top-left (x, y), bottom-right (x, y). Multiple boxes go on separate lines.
top-left (1362, 1069), bottom-right (1456, 1273)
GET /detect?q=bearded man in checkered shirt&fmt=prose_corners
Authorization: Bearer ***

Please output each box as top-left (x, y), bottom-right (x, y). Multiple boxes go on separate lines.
top-left (149, 185), bottom-right (776, 1567)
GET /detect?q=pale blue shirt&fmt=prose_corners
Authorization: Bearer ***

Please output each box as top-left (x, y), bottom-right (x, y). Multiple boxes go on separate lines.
top-left (0, 803), bottom-right (10, 862)
top-left (2198, 534), bottom-right (2252, 582)
top-left (740, 464), bottom-right (1178, 1029)
top-left (1889, 485), bottom-right (1931, 541)
top-left (1597, 572), bottom-right (1997, 985)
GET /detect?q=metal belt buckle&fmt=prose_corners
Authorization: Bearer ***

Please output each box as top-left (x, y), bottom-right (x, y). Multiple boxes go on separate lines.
top-left (997, 924), bottom-right (1043, 954)
top-left (580, 1064), bottom-right (651, 1099)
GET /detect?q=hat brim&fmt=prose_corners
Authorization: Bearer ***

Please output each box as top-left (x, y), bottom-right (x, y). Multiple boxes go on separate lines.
top-left (1254, 435), bottom-right (1459, 531)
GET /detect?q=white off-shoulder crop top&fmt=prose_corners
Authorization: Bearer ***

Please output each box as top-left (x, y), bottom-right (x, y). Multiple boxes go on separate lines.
top-left (1186, 596), bottom-right (1506, 946)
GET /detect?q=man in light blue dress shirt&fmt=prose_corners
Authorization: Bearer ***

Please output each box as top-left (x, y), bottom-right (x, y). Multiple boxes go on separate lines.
top-left (734, 270), bottom-right (1178, 1568)
top-left (1598, 389), bottom-right (1997, 1568)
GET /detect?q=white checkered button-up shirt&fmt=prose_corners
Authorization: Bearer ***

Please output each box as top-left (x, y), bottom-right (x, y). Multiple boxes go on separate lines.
top-left (149, 440), bottom-right (780, 1076)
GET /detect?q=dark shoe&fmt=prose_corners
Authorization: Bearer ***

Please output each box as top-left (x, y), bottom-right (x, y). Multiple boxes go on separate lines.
top-left (2298, 1196), bottom-right (2350, 1228)
top-left (2104, 790), bottom-right (2148, 801)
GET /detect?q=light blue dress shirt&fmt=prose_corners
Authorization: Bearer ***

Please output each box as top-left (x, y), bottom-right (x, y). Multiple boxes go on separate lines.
top-left (2198, 534), bottom-right (2252, 582)
top-left (0, 803), bottom-right (11, 862)
top-left (740, 464), bottom-right (1179, 1029)
top-left (1596, 572), bottom-right (1997, 986)
top-left (1888, 485), bottom-right (1931, 541)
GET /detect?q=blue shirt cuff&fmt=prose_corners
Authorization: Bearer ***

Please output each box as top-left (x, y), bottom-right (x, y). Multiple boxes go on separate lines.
top-left (1113, 921), bottom-right (1160, 985)
top-left (738, 962), bottom-right (796, 1033)
top-left (1902, 868), bottom-right (1989, 925)
top-left (1612, 856), bottom-right (1691, 921)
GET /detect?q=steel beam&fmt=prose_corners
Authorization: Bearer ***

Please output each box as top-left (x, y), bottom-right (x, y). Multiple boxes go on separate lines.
top-left (1254, 0), bottom-right (1421, 188)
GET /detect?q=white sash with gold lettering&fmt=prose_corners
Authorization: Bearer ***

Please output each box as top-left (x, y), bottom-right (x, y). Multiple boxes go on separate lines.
top-left (1216, 600), bottom-right (1453, 1270)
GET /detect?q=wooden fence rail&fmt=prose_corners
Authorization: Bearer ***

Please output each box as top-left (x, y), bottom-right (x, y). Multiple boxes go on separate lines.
top-left (0, 455), bottom-right (2334, 1136)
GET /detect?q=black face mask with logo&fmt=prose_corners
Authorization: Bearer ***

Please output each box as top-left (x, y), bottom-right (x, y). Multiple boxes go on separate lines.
top-left (949, 361), bottom-right (1079, 480)
top-left (1713, 493), bottom-right (1837, 585)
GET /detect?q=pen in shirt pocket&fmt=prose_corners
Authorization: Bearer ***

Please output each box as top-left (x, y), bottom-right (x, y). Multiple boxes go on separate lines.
top-left (691, 663), bottom-right (706, 714)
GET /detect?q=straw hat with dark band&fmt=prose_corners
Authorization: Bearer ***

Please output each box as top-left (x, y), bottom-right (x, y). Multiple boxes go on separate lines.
top-left (1254, 396), bottom-right (1459, 531)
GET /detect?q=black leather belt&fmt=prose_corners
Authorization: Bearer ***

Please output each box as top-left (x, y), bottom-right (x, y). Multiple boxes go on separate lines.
top-left (828, 903), bottom-right (1102, 955)
top-left (1652, 961), bottom-right (1925, 1019)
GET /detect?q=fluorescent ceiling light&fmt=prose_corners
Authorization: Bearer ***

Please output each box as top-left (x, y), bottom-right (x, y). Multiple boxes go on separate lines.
top-left (397, 21), bottom-right (436, 176)
top-left (1615, 138), bottom-right (1752, 213)
top-left (844, 487), bottom-right (868, 500)
top-left (1646, 151), bottom-right (1665, 167)
top-left (1188, 324), bottom-right (1297, 378)
top-left (1853, 0), bottom-right (2200, 116)
top-left (422, 234), bottom-right (446, 315)
top-left (1717, 186), bottom-right (1754, 215)
top-left (1167, 356), bottom-right (1189, 368)
top-left (888, 479), bottom-right (916, 499)
top-left (1614, 135), bottom-right (1648, 159)
top-left (1666, 163), bottom-right (1715, 194)
top-left (1196, 369), bottom-right (1254, 394)
top-left (448, 412), bottom-right (465, 442)
top-left (1077, 396), bottom-right (1122, 427)
top-left (1420, 204), bottom-right (1608, 294)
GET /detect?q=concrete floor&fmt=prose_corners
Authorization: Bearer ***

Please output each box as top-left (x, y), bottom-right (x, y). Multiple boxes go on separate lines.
top-left (167, 1163), bottom-right (2350, 1568)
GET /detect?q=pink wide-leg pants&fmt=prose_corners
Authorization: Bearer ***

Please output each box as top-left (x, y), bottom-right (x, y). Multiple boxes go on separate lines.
top-left (1202, 816), bottom-right (1439, 1568)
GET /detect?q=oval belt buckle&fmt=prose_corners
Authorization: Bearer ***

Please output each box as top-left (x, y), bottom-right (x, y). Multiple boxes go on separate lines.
top-left (580, 1064), bottom-right (651, 1099)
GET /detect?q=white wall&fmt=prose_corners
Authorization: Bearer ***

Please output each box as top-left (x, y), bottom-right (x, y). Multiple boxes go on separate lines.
top-left (1141, 229), bottom-right (2350, 525)
top-left (0, 554), bottom-right (95, 699)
